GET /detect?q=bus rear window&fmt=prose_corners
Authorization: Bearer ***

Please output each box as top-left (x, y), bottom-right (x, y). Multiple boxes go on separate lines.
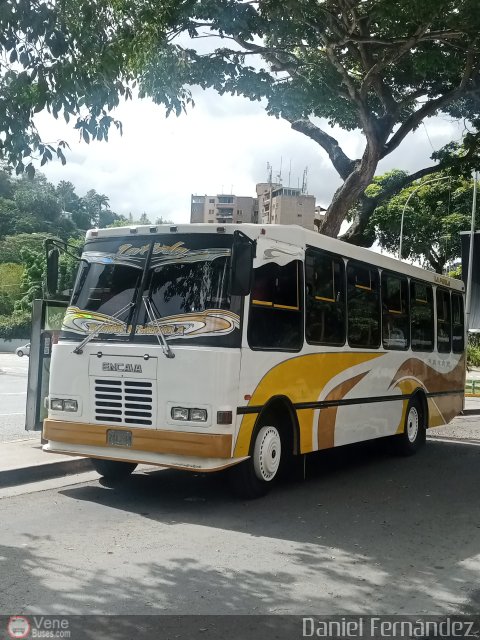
top-left (452, 293), bottom-right (465, 353)
top-left (436, 289), bottom-right (452, 353)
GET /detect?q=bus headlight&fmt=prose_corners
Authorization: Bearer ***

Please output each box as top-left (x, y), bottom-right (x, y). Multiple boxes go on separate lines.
top-left (63, 399), bottom-right (78, 412)
top-left (50, 398), bottom-right (78, 412)
top-left (189, 408), bottom-right (207, 422)
top-left (171, 407), bottom-right (208, 422)
top-left (50, 398), bottom-right (64, 411)
top-left (171, 407), bottom-right (189, 421)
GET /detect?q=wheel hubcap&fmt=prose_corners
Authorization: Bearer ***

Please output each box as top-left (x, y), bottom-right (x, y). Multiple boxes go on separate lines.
top-left (407, 406), bottom-right (419, 443)
top-left (253, 426), bottom-right (282, 482)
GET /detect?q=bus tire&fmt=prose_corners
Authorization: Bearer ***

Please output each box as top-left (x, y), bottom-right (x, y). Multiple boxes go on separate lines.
top-left (90, 458), bottom-right (137, 482)
top-left (229, 424), bottom-right (284, 499)
top-left (392, 397), bottom-right (426, 456)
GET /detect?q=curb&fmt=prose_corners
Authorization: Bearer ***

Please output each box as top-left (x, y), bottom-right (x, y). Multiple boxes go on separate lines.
top-left (0, 457), bottom-right (93, 489)
top-left (462, 408), bottom-right (480, 416)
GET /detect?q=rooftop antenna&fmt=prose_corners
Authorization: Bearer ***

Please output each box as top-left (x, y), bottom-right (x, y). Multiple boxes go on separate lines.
top-left (266, 162), bottom-right (272, 185)
top-left (288, 159), bottom-right (292, 188)
top-left (276, 157), bottom-right (283, 185)
top-left (302, 167), bottom-right (308, 194)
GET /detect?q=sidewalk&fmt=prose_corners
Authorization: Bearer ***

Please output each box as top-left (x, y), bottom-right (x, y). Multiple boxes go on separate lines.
top-left (463, 395), bottom-right (480, 415)
top-left (0, 437), bottom-right (91, 488)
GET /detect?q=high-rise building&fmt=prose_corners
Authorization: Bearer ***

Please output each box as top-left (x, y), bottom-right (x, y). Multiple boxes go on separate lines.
top-left (257, 184), bottom-right (316, 230)
top-left (190, 183), bottom-right (317, 230)
top-left (190, 194), bottom-right (256, 224)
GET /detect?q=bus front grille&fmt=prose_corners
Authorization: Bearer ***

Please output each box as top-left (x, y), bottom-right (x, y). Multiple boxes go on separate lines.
top-left (94, 378), bottom-right (153, 426)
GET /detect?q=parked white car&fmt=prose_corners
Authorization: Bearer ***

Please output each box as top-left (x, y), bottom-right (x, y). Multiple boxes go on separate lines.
top-left (16, 343), bottom-right (30, 357)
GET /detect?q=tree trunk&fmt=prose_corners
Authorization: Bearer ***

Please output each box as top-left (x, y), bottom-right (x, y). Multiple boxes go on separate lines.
top-left (341, 164), bottom-right (444, 246)
top-left (321, 145), bottom-right (380, 238)
top-left (339, 195), bottom-right (377, 246)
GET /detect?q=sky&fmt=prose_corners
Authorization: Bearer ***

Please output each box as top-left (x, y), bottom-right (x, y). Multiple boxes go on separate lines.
top-left (35, 87), bottom-right (466, 224)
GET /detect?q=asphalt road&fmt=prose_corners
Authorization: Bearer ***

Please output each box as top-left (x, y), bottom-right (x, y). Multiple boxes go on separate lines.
top-left (0, 353), bottom-right (35, 442)
top-left (0, 437), bottom-right (479, 615)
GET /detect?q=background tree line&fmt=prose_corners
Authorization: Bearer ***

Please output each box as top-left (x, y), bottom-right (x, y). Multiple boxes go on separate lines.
top-left (0, 168), bottom-right (165, 339)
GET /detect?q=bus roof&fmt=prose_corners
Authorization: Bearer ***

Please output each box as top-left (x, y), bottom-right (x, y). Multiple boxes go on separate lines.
top-left (86, 223), bottom-right (464, 292)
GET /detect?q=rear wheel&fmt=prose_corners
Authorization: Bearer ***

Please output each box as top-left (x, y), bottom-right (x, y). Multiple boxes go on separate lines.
top-left (229, 424), bottom-right (284, 499)
top-left (90, 458), bottom-right (137, 482)
top-left (392, 398), bottom-right (426, 456)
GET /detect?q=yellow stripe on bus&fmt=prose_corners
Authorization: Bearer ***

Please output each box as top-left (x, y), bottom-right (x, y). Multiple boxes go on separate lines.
top-left (234, 351), bottom-right (384, 457)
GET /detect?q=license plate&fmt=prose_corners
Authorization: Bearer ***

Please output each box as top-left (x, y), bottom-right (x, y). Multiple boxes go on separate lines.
top-left (107, 429), bottom-right (132, 448)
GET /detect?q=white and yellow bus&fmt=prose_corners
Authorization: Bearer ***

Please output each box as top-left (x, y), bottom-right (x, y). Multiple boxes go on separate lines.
top-left (28, 223), bottom-right (466, 497)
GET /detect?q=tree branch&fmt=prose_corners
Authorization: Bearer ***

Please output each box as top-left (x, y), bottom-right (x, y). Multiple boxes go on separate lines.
top-left (289, 118), bottom-right (355, 180)
top-left (381, 51), bottom-right (478, 160)
top-left (337, 29), bottom-right (464, 46)
top-left (360, 23), bottom-right (432, 96)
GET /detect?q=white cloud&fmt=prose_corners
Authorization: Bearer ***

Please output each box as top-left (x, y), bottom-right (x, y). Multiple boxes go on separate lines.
top-left (35, 88), bottom-right (466, 223)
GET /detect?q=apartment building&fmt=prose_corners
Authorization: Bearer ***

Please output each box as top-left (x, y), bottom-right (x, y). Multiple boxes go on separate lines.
top-left (190, 183), bottom-right (317, 230)
top-left (257, 184), bottom-right (316, 230)
top-left (190, 194), bottom-right (256, 224)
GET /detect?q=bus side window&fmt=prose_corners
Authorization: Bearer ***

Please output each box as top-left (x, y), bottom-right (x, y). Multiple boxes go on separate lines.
top-left (410, 281), bottom-right (434, 352)
top-left (347, 262), bottom-right (380, 348)
top-left (436, 288), bottom-right (452, 353)
top-left (248, 260), bottom-right (302, 350)
top-left (452, 293), bottom-right (465, 353)
top-left (305, 248), bottom-right (345, 346)
top-left (381, 273), bottom-right (409, 350)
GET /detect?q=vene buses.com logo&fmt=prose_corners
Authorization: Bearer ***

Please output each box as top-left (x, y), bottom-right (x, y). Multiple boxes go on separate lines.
top-left (7, 616), bottom-right (31, 639)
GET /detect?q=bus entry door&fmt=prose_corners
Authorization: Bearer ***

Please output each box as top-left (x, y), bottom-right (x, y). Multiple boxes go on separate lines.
top-left (25, 299), bottom-right (68, 431)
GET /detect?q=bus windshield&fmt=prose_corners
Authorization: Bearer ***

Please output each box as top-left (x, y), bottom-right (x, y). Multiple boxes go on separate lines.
top-left (61, 233), bottom-right (242, 347)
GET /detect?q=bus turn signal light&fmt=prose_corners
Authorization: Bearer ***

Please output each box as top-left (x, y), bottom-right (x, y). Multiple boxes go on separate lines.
top-left (217, 411), bottom-right (232, 425)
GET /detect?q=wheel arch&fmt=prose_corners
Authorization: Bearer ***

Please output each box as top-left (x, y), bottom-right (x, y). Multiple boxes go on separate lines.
top-left (250, 395), bottom-right (300, 456)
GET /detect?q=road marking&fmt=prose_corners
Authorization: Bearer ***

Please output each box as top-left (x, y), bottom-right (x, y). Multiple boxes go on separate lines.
top-left (0, 391), bottom-right (27, 396)
top-left (0, 392), bottom-right (27, 395)
top-left (0, 412), bottom-right (25, 416)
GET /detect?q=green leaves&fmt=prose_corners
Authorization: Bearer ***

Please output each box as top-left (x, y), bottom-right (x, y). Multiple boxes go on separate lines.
top-left (368, 170), bottom-right (476, 272)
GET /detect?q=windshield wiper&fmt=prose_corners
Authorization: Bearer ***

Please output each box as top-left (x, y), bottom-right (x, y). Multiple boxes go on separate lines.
top-left (73, 302), bottom-right (134, 355)
top-left (142, 296), bottom-right (175, 359)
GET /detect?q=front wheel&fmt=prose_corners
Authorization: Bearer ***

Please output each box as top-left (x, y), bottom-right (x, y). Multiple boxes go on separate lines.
top-left (90, 458), bottom-right (137, 482)
top-left (229, 424), bottom-right (283, 499)
top-left (391, 398), bottom-right (426, 456)
top-left (17, 350), bottom-right (23, 357)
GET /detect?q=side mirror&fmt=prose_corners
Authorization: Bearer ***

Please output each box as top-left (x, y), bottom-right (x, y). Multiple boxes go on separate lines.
top-left (230, 232), bottom-right (255, 296)
top-left (46, 247), bottom-right (59, 297)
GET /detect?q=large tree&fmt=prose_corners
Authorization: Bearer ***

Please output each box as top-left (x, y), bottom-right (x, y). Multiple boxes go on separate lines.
top-left (367, 170), bottom-right (476, 273)
top-left (2, 0), bottom-right (480, 243)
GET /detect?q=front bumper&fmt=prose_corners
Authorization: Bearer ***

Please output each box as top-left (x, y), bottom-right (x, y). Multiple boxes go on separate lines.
top-left (43, 419), bottom-right (245, 472)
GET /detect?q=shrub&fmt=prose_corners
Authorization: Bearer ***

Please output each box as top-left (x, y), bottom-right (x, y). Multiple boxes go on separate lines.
top-left (467, 333), bottom-right (480, 367)
top-left (0, 310), bottom-right (31, 340)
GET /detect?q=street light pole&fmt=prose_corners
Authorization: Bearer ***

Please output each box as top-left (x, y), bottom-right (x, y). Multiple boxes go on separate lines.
top-left (465, 171), bottom-right (478, 331)
top-left (398, 175), bottom-right (450, 261)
